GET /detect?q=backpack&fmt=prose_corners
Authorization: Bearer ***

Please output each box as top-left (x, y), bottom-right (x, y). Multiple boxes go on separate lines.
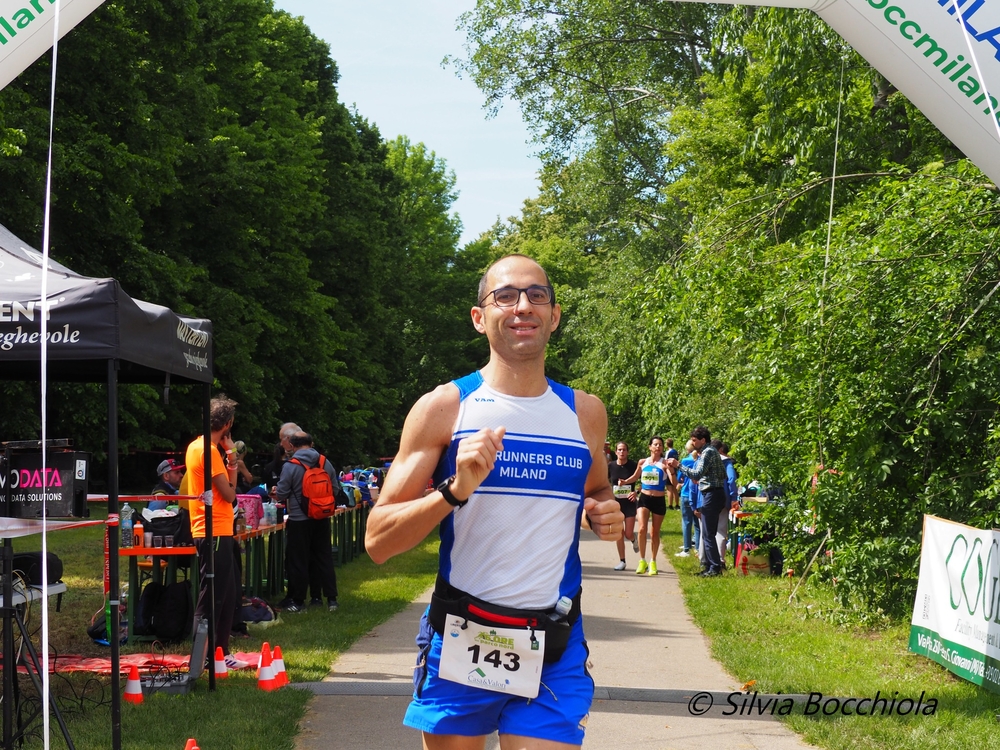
top-left (152, 581), bottom-right (192, 642)
top-left (290, 455), bottom-right (337, 519)
top-left (134, 581), bottom-right (163, 636)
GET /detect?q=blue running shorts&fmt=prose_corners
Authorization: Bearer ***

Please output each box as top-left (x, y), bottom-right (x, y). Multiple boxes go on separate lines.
top-left (403, 610), bottom-right (594, 744)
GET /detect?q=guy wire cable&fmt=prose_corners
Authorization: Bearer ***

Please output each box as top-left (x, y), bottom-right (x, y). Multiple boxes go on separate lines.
top-left (816, 54), bottom-right (846, 470)
top-left (38, 1), bottom-right (64, 747)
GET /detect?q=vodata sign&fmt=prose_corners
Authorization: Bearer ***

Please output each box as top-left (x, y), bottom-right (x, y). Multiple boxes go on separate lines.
top-left (909, 515), bottom-right (1000, 693)
top-left (0, 0), bottom-right (107, 92)
top-left (0, 451), bottom-right (90, 517)
top-left (679, 0), bottom-right (1000, 189)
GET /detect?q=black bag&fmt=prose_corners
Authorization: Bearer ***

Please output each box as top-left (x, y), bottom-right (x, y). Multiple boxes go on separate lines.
top-left (144, 508), bottom-right (193, 547)
top-left (134, 581), bottom-right (163, 636)
top-left (151, 580), bottom-right (192, 642)
top-left (12, 552), bottom-right (63, 585)
top-left (428, 576), bottom-right (580, 664)
top-left (241, 596), bottom-right (275, 623)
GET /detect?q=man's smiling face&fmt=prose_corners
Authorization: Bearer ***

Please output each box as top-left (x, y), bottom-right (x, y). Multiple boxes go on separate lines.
top-left (471, 255), bottom-right (560, 360)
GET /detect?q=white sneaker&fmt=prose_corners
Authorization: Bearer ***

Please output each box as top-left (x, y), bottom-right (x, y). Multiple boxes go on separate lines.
top-left (613, 560), bottom-right (627, 571)
top-left (224, 655), bottom-right (250, 670)
top-left (675, 551), bottom-right (690, 557)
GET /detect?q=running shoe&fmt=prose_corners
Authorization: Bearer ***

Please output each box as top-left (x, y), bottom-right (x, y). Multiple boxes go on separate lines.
top-left (328, 599), bottom-right (339, 612)
top-left (648, 560), bottom-right (658, 576)
top-left (613, 560), bottom-right (627, 571)
top-left (224, 654), bottom-right (251, 670)
top-left (309, 598), bottom-right (323, 607)
top-left (675, 550), bottom-right (690, 557)
top-left (282, 602), bottom-right (305, 613)
top-left (635, 560), bottom-right (648, 575)
top-left (632, 535), bottom-right (640, 554)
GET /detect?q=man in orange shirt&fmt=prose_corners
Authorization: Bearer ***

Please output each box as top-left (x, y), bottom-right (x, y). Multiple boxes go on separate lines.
top-left (185, 394), bottom-right (247, 669)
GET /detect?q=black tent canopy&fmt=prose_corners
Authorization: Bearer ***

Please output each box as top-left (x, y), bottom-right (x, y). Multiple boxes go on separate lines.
top-left (0, 221), bottom-right (216, 750)
top-left (0, 222), bottom-right (213, 382)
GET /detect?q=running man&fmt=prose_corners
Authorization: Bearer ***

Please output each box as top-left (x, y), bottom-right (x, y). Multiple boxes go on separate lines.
top-left (623, 436), bottom-right (673, 575)
top-left (365, 253), bottom-right (624, 749)
top-left (608, 441), bottom-right (639, 570)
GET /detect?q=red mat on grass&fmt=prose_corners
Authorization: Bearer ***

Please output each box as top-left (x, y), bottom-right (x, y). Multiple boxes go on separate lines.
top-left (3, 652), bottom-right (259, 675)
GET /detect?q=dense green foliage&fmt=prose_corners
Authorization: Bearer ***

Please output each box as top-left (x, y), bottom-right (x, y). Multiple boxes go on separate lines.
top-left (458, 3), bottom-right (1000, 619)
top-left (0, 0), bottom-right (485, 470)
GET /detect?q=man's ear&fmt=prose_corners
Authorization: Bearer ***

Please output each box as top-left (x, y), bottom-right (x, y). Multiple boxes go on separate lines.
top-left (550, 303), bottom-right (562, 332)
top-left (470, 305), bottom-right (487, 334)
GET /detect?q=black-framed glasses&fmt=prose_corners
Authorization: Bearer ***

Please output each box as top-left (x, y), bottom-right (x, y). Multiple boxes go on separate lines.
top-left (478, 285), bottom-right (555, 308)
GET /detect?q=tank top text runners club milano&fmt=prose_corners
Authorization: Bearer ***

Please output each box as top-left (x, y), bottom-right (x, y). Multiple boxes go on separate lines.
top-left (437, 372), bottom-right (593, 611)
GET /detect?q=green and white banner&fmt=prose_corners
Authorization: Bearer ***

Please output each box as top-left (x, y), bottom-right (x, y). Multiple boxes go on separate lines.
top-left (0, 0), bottom-right (106, 92)
top-left (909, 514), bottom-right (1000, 693)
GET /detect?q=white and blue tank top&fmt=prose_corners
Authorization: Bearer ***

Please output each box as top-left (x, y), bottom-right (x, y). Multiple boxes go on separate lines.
top-left (640, 459), bottom-right (668, 492)
top-left (436, 371), bottom-right (593, 610)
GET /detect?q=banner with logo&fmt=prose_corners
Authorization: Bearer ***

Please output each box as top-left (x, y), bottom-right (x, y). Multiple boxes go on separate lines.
top-left (909, 514), bottom-right (1000, 693)
top-left (0, 0), bottom-right (107, 92)
top-left (0, 219), bottom-right (212, 383)
top-left (680, 0), bottom-right (1000, 190)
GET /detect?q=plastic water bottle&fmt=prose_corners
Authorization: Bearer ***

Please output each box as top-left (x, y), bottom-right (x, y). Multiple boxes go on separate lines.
top-left (554, 596), bottom-right (572, 617)
top-left (120, 503), bottom-right (133, 548)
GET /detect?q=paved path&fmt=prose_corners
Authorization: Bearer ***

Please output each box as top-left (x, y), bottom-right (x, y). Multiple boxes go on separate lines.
top-left (293, 535), bottom-right (815, 749)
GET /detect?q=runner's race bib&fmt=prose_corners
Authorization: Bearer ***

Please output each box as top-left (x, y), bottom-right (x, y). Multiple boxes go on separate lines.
top-left (613, 484), bottom-right (632, 499)
top-left (641, 466), bottom-right (661, 485)
top-left (438, 613), bottom-right (545, 698)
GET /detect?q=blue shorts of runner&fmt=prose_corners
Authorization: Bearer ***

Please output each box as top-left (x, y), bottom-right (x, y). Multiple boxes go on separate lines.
top-left (404, 609), bottom-right (594, 744)
top-left (637, 491), bottom-right (666, 516)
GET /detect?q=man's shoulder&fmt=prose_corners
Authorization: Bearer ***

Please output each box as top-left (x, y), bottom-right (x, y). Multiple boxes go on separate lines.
top-left (411, 381), bottom-right (461, 419)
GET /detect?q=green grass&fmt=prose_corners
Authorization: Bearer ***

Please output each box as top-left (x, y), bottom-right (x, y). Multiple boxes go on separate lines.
top-left (663, 513), bottom-right (1000, 749)
top-left (10, 511), bottom-right (440, 749)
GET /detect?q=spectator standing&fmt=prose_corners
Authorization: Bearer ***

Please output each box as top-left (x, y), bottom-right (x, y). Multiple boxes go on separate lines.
top-left (664, 438), bottom-right (680, 510)
top-left (712, 440), bottom-right (739, 570)
top-left (676, 441), bottom-right (700, 557)
top-left (275, 432), bottom-right (339, 613)
top-left (185, 394), bottom-right (247, 669)
top-left (608, 441), bottom-right (639, 570)
top-left (669, 426), bottom-right (727, 577)
top-left (264, 422), bottom-right (300, 496)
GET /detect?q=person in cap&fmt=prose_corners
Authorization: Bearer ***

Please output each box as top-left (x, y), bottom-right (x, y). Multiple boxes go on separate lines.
top-left (149, 458), bottom-right (185, 510)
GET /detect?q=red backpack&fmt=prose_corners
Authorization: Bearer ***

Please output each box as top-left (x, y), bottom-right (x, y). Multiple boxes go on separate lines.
top-left (289, 455), bottom-right (336, 519)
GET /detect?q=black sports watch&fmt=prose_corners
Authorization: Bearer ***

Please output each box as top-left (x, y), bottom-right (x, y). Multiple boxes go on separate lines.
top-left (437, 475), bottom-right (468, 508)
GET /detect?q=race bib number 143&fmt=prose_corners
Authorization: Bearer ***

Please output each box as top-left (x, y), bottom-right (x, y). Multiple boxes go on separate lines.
top-left (438, 614), bottom-right (545, 699)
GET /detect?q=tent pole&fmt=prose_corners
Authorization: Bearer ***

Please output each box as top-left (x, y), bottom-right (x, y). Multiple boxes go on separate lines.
top-left (204, 383), bottom-right (215, 690)
top-left (107, 360), bottom-right (121, 750)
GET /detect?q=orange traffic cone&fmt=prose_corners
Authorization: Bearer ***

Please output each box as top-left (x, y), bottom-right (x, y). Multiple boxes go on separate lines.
top-left (183, 740), bottom-right (198, 750)
top-left (214, 646), bottom-right (228, 679)
top-left (257, 644), bottom-right (277, 692)
top-left (272, 645), bottom-right (287, 687)
top-left (256, 641), bottom-right (269, 678)
top-left (124, 665), bottom-right (144, 704)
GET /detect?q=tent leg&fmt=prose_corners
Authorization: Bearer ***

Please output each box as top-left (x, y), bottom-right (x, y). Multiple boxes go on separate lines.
top-left (204, 383), bottom-right (216, 691)
top-left (108, 360), bottom-right (121, 750)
